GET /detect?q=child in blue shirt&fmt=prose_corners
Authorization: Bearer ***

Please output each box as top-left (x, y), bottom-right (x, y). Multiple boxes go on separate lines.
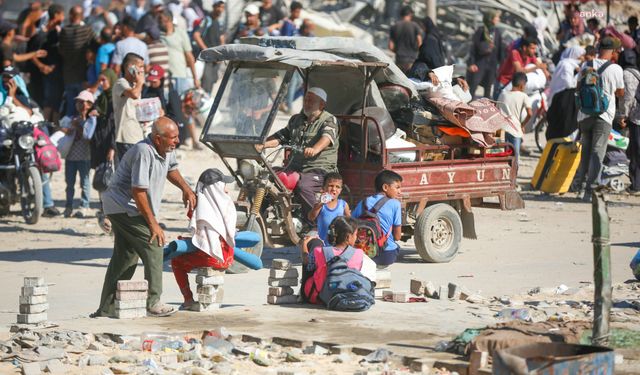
top-left (352, 170), bottom-right (403, 267)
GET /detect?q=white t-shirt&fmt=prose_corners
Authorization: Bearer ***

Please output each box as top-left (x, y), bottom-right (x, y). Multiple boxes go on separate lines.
top-left (577, 59), bottom-right (624, 125)
top-left (497, 90), bottom-right (532, 138)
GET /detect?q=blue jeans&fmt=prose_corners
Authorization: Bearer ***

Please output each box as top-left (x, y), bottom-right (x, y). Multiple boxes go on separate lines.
top-left (41, 172), bottom-right (54, 208)
top-left (65, 160), bottom-right (91, 208)
top-left (64, 83), bottom-right (83, 116)
top-left (505, 133), bottom-right (522, 165)
top-left (493, 80), bottom-right (506, 101)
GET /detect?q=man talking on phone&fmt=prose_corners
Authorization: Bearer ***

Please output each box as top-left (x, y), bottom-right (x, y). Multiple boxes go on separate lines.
top-left (113, 52), bottom-right (146, 163)
top-left (93, 116), bottom-right (196, 318)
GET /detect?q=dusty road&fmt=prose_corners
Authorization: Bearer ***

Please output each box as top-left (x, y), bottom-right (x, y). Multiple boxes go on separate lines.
top-left (0, 122), bottom-right (639, 368)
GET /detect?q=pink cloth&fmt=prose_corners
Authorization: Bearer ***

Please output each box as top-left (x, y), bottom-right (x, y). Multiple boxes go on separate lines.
top-left (304, 246), bottom-right (364, 304)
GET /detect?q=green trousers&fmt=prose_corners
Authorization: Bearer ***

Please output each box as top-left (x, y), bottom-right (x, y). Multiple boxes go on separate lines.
top-left (96, 213), bottom-right (163, 316)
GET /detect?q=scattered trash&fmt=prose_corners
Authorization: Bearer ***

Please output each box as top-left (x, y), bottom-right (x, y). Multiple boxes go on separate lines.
top-left (554, 284), bottom-right (570, 295)
top-left (361, 348), bottom-right (392, 363)
top-left (630, 250), bottom-right (640, 280)
top-left (496, 308), bottom-right (532, 321)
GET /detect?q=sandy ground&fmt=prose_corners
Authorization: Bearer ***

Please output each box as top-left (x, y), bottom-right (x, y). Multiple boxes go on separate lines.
top-left (0, 117), bottom-right (639, 371)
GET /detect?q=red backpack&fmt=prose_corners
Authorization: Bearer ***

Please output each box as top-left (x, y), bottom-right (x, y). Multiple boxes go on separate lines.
top-left (33, 127), bottom-right (61, 173)
top-left (354, 197), bottom-right (391, 258)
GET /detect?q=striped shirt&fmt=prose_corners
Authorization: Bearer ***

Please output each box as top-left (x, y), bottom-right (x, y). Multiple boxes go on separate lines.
top-left (147, 41), bottom-right (170, 90)
top-left (59, 24), bottom-right (95, 84)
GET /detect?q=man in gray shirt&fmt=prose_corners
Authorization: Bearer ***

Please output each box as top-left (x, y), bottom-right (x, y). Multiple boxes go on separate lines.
top-left (93, 117), bottom-right (196, 318)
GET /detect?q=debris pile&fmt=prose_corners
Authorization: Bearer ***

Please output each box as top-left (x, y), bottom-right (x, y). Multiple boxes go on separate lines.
top-left (18, 278), bottom-right (49, 325)
top-left (195, 268), bottom-right (225, 312)
top-left (267, 259), bottom-right (299, 305)
top-left (115, 280), bottom-right (148, 319)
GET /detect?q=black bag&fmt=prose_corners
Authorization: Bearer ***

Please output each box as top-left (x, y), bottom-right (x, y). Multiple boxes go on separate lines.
top-left (92, 161), bottom-right (113, 192)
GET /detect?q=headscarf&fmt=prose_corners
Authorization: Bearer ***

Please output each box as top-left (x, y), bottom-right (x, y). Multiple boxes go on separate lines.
top-left (532, 17), bottom-right (548, 50)
top-left (189, 174), bottom-right (237, 261)
top-left (95, 68), bottom-right (117, 117)
top-left (549, 46), bottom-right (585, 104)
top-left (423, 17), bottom-right (442, 40)
top-left (482, 10), bottom-right (500, 42)
top-left (0, 74), bottom-right (30, 106)
top-left (570, 12), bottom-right (585, 38)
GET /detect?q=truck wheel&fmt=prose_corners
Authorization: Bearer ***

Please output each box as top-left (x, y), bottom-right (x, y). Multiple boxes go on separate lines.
top-left (414, 203), bottom-right (462, 263)
top-left (227, 216), bottom-right (264, 274)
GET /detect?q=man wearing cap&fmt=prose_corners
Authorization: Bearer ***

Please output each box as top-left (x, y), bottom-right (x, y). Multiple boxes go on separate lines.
top-left (93, 116), bottom-right (196, 318)
top-left (262, 87), bottom-right (339, 217)
top-left (193, 0), bottom-right (226, 93)
top-left (111, 16), bottom-right (149, 76)
top-left (142, 64), bottom-right (169, 119)
top-left (572, 37), bottom-right (625, 201)
top-left (234, 4), bottom-right (265, 41)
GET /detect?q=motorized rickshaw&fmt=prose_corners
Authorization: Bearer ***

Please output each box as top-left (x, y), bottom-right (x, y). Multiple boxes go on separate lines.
top-left (199, 37), bottom-right (524, 273)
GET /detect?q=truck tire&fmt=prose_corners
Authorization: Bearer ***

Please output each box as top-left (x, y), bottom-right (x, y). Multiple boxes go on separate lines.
top-left (227, 216), bottom-right (264, 274)
top-left (414, 203), bottom-right (462, 263)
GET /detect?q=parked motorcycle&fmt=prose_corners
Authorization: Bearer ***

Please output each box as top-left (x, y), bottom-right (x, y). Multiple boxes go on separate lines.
top-left (0, 121), bottom-right (44, 224)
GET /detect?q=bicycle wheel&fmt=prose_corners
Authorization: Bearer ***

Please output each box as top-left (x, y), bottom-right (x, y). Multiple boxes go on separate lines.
top-left (534, 115), bottom-right (548, 152)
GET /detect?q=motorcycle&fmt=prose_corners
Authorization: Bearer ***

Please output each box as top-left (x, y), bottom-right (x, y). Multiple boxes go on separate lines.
top-left (0, 121), bottom-right (44, 224)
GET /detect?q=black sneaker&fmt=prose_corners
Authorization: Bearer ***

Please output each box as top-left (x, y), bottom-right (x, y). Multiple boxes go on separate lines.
top-left (42, 207), bottom-right (61, 218)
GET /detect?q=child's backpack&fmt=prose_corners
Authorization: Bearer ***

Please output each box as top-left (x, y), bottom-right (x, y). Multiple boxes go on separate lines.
top-left (318, 246), bottom-right (375, 311)
top-left (355, 197), bottom-right (390, 258)
top-left (33, 127), bottom-right (61, 173)
top-left (576, 60), bottom-right (612, 116)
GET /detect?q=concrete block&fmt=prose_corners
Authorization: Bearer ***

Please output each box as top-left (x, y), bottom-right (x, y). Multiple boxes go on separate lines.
top-left (21, 286), bottom-right (48, 296)
top-left (437, 285), bottom-right (447, 300)
top-left (198, 289), bottom-right (224, 304)
top-left (382, 290), bottom-right (394, 300)
top-left (21, 362), bottom-right (41, 375)
top-left (115, 299), bottom-right (146, 310)
top-left (115, 291), bottom-right (147, 301)
top-left (116, 280), bottom-right (148, 291)
top-left (272, 337), bottom-right (310, 348)
top-left (19, 295), bottom-right (47, 305)
top-left (196, 268), bottom-right (224, 277)
top-left (375, 270), bottom-right (391, 289)
top-left (303, 344), bottom-right (329, 355)
top-left (448, 283), bottom-right (462, 299)
top-left (267, 294), bottom-right (298, 304)
top-left (23, 277), bottom-right (45, 287)
top-left (465, 295), bottom-right (485, 304)
top-left (270, 268), bottom-right (299, 279)
top-left (17, 312), bottom-right (47, 324)
top-left (425, 282), bottom-right (437, 298)
top-left (269, 286), bottom-right (294, 296)
top-left (410, 358), bottom-right (435, 373)
top-left (268, 277), bottom-right (298, 287)
top-left (410, 279), bottom-right (426, 295)
top-left (192, 303), bottom-right (220, 312)
top-left (196, 275), bottom-right (225, 286)
top-left (330, 345), bottom-right (353, 355)
top-left (271, 258), bottom-right (291, 270)
top-left (392, 291), bottom-right (410, 303)
top-left (197, 284), bottom-right (221, 295)
top-left (433, 359), bottom-right (469, 375)
top-left (241, 334), bottom-right (263, 344)
top-left (19, 303), bottom-right (48, 314)
top-left (114, 308), bottom-right (147, 319)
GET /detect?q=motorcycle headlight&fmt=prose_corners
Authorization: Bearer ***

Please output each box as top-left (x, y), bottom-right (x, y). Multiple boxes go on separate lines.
top-left (238, 160), bottom-right (256, 180)
top-left (18, 135), bottom-right (35, 150)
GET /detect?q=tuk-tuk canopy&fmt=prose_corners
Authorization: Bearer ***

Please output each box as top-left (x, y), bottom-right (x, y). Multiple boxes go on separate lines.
top-left (199, 36), bottom-right (418, 98)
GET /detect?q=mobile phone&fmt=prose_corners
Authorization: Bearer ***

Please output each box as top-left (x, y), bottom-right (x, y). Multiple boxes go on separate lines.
top-left (128, 66), bottom-right (138, 76)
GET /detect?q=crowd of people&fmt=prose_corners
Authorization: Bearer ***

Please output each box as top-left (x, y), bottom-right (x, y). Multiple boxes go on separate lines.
top-left (389, 4), bottom-right (640, 198)
top-left (2, 1), bottom-right (640, 315)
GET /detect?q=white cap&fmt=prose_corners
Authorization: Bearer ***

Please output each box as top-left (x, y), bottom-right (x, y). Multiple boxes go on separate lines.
top-left (151, 0), bottom-right (164, 7)
top-left (307, 87), bottom-right (327, 102)
top-left (244, 4), bottom-right (259, 15)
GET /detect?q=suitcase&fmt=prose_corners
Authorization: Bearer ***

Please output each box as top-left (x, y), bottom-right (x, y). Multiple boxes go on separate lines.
top-left (531, 137), bottom-right (582, 193)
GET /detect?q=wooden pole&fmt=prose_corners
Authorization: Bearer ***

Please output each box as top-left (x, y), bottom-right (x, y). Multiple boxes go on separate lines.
top-left (606, 0), bottom-right (611, 25)
top-left (592, 191), bottom-right (612, 346)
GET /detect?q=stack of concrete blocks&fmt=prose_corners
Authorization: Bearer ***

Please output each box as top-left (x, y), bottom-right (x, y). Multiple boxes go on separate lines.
top-left (267, 259), bottom-right (298, 305)
top-left (194, 268), bottom-right (224, 312)
top-left (374, 269), bottom-right (392, 298)
top-left (115, 280), bottom-right (148, 318)
top-left (18, 277), bottom-right (48, 324)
